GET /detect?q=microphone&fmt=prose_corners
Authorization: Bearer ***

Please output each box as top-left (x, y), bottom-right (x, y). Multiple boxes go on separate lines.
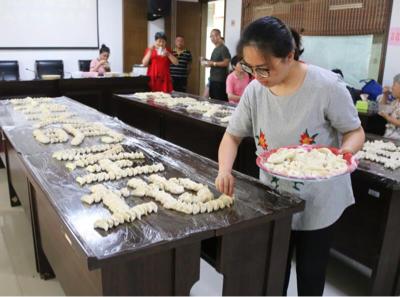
top-left (25, 68), bottom-right (38, 80)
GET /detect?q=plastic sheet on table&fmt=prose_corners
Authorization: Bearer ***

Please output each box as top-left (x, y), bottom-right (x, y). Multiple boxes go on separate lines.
top-left (355, 134), bottom-right (400, 189)
top-left (21, 124), bottom-right (302, 261)
top-left (2, 118), bottom-right (127, 155)
top-left (115, 92), bottom-right (235, 128)
top-left (3, 95), bottom-right (303, 261)
top-left (0, 96), bottom-right (108, 129)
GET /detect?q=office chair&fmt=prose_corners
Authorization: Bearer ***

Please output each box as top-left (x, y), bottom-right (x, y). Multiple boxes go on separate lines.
top-left (35, 60), bottom-right (64, 79)
top-left (78, 60), bottom-right (91, 72)
top-left (0, 60), bottom-right (19, 81)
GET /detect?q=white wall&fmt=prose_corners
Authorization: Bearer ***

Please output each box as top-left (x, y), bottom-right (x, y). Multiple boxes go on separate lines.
top-left (0, 0), bottom-right (123, 80)
top-left (148, 18), bottom-right (165, 47)
top-left (383, 0), bottom-right (400, 85)
top-left (224, 0), bottom-right (242, 57)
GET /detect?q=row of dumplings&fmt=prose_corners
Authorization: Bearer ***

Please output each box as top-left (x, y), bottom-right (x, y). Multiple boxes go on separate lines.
top-left (76, 162), bottom-right (165, 186)
top-left (33, 128), bottom-right (69, 144)
top-left (126, 175), bottom-right (234, 215)
top-left (52, 143), bottom-right (121, 161)
top-left (81, 184), bottom-right (158, 231)
top-left (356, 140), bottom-right (400, 170)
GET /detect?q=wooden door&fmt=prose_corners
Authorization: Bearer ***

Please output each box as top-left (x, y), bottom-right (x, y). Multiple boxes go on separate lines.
top-left (175, 1), bottom-right (203, 95)
top-left (123, 0), bottom-right (148, 73)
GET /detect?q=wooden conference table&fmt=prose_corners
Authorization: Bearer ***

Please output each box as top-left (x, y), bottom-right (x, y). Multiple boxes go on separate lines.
top-left (112, 92), bottom-right (260, 178)
top-left (111, 92), bottom-right (400, 295)
top-left (0, 76), bottom-right (150, 113)
top-left (0, 97), bottom-right (304, 295)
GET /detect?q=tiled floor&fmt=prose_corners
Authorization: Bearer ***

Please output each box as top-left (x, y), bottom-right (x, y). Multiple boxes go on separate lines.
top-left (0, 168), bottom-right (369, 296)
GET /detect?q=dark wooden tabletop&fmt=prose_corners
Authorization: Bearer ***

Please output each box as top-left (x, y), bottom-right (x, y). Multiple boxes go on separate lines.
top-left (114, 91), bottom-right (236, 129)
top-left (355, 133), bottom-right (400, 188)
top-left (1, 97), bottom-right (304, 269)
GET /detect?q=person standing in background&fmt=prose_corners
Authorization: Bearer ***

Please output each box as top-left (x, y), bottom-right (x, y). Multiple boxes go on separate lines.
top-left (90, 44), bottom-right (111, 76)
top-left (226, 55), bottom-right (251, 104)
top-left (170, 35), bottom-right (192, 92)
top-left (142, 32), bottom-right (179, 93)
top-left (202, 29), bottom-right (231, 101)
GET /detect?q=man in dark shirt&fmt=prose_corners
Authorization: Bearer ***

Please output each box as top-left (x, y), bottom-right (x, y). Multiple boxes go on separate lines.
top-left (202, 29), bottom-right (231, 101)
top-left (170, 35), bottom-right (192, 92)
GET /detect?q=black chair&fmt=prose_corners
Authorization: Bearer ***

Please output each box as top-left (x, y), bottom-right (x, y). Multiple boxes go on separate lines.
top-left (35, 60), bottom-right (64, 79)
top-left (0, 60), bottom-right (19, 81)
top-left (78, 60), bottom-right (91, 72)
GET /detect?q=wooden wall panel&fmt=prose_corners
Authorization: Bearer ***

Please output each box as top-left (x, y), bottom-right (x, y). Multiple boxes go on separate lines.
top-left (241, 0), bottom-right (392, 36)
top-left (176, 1), bottom-right (203, 95)
top-left (123, 0), bottom-right (148, 72)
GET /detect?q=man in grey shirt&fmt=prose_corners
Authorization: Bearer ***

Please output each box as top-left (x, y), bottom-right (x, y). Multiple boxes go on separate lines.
top-left (202, 29), bottom-right (231, 101)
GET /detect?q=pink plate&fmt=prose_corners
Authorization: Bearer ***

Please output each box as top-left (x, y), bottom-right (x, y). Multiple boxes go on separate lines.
top-left (256, 144), bottom-right (358, 182)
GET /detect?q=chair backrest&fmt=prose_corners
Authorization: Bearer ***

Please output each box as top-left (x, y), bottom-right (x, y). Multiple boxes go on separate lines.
top-left (0, 60), bottom-right (19, 81)
top-left (78, 60), bottom-right (91, 72)
top-left (35, 60), bottom-right (64, 78)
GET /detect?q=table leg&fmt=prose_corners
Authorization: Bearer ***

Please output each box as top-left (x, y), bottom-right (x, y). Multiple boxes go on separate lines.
top-left (213, 217), bottom-right (292, 296)
top-left (370, 188), bottom-right (400, 295)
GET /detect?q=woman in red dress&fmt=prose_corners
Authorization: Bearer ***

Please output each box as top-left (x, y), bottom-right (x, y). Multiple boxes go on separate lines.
top-left (142, 32), bottom-right (178, 93)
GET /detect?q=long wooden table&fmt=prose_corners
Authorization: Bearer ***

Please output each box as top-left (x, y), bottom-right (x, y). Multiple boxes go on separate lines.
top-left (1, 97), bottom-right (304, 295)
top-left (112, 93), bottom-right (260, 178)
top-left (111, 93), bottom-right (400, 296)
top-left (333, 134), bottom-right (400, 295)
top-left (0, 76), bottom-right (149, 113)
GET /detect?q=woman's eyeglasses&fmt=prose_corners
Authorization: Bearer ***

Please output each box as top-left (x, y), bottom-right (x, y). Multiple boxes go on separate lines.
top-left (240, 61), bottom-right (271, 78)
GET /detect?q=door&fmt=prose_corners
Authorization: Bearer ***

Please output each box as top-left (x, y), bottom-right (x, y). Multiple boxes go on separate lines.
top-left (175, 1), bottom-right (203, 95)
top-left (123, 0), bottom-right (148, 73)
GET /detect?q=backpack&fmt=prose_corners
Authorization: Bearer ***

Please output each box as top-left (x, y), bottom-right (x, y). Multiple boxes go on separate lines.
top-left (360, 79), bottom-right (383, 101)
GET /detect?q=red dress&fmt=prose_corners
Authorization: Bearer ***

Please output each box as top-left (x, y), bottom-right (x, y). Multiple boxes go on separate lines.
top-left (145, 48), bottom-right (173, 93)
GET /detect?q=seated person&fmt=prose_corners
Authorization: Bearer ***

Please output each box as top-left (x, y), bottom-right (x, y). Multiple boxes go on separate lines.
top-left (90, 44), bottom-right (111, 75)
top-left (226, 55), bottom-right (251, 104)
top-left (331, 69), bottom-right (361, 104)
top-left (377, 73), bottom-right (400, 139)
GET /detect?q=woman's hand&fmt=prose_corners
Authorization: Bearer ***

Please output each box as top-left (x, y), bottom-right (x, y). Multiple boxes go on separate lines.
top-left (378, 111), bottom-right (389, 119)
top-left (383, 86), bottom-right (391, 96)
top-left (215, 171), bottom-right (235, 196)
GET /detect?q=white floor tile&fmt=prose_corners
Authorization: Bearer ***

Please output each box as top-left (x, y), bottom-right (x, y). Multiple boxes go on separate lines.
top-left (191, 259), bottom-right (223, 296)
top-left (17, 276), bottom-right (65, 296)
top-left (0, 174), bottom-right (65, 296)
top-left (0, 211), bottom-right (65, 296)
top-left (0, 228), bottom-right (22, 295)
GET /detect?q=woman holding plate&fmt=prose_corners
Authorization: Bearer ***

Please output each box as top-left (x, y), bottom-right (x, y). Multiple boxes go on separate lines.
top-left (215, 16), bottom-right (365, 295)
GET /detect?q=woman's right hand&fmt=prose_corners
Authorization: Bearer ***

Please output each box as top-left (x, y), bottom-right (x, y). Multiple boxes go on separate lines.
top-left (383, 86), bottom-right (392, 95)
top-left (215, 171), bottom-right (235, 196)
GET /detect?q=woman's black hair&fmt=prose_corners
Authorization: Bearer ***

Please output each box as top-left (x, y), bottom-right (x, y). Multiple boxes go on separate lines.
top-left (237, 16), bottom-right (302, 61)
top-left (331, 68), bottom-right (344, 78)
top-left (99, 44), bottom-right (110, 54)
top-left (290, 28), bottom-right (304, 60)
top-left (231, 55), bottom-right (240, 67)
top-left (155, 31), bottom-right (167, 41)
